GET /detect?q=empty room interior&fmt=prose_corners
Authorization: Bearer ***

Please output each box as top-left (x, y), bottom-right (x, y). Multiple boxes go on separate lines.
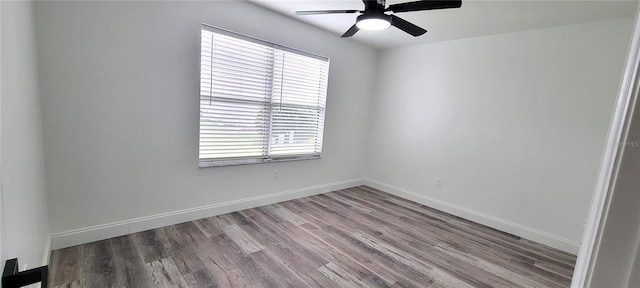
top-left (2, 0), bottom-right (640, 287)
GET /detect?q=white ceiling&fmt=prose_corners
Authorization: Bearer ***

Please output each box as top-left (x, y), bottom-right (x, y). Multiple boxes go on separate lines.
top-left (250, 0), bottom-right (638, 49)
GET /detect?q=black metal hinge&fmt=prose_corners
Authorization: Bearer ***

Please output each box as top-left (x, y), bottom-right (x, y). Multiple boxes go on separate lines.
top-left (2, 258), bottom-right (48, 288)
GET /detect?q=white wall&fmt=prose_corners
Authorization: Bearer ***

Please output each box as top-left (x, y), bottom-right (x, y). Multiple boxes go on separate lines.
top-left (587, 79), bottom-right (640, 287)
top-left (366, 18), bottom-right (633, 253)
top-left (1, 0), bottom-right (50, 269)
top-left (34, 1), bottom-right (377, 244)
top-left (1, 0), bottom-right (4, 266)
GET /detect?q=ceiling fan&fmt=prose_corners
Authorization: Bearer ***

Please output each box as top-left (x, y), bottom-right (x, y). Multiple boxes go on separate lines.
top-left (295, 0), bottom-right (462, 38)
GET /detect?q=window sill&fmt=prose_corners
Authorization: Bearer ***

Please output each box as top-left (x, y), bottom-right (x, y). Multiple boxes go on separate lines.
top-left (199, 154), bottom-right (321, 168)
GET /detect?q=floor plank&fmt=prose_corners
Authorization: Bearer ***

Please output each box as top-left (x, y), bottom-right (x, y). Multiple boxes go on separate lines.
top-left (49, 186), bottom-right (577, 287)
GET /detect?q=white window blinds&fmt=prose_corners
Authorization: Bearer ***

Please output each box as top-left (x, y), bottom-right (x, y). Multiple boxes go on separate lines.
top-left (199, 25), bottom-right (329, 167)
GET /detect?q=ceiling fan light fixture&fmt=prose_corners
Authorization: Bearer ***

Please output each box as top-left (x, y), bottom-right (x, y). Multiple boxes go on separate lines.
top-left (296, 0), bottom-right (462, 37)
top-left (356, 14), bottom-right (391, 31)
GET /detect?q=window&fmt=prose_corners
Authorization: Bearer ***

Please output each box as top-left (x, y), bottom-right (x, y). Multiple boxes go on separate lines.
top-left (199, 25), bottom-right (330, 167)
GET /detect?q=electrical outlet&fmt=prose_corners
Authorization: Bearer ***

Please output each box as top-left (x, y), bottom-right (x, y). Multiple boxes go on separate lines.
top-left (273, 170), bottom-right (279, 180)
top-left (436, 178), bottom-right (443, 188)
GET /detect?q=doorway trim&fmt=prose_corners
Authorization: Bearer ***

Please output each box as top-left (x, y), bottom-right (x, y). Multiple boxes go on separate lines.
top-left (571, 9), bottom-right (640, 288)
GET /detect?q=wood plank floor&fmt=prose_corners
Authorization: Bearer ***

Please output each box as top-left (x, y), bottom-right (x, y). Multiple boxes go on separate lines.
top-left (49, 186), bottom-right (576, 288)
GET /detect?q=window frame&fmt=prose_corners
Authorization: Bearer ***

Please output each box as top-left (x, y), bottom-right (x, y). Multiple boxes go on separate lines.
top-left (198, 25), bottom-right (330, 168)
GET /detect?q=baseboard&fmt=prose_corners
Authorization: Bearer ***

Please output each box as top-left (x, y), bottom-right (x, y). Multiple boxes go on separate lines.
top-left (41, 237), bottom-right (50, 266)
top-left (363, 178), bottom-right (581, 254)
top-left (49, 177), bottom-right (580, 254)
top-left (50, 178), bottom-right (364, 250)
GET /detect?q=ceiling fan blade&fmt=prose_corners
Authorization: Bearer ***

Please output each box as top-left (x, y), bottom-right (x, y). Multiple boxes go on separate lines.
top-left (391, 15), bottom-right (427, 36)
top-left (341, 24), bottom-right (360, 38)
top-left (387, 0), bottom-right (462, 13)
top-left (295, 10), bottom-right (360, 15)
